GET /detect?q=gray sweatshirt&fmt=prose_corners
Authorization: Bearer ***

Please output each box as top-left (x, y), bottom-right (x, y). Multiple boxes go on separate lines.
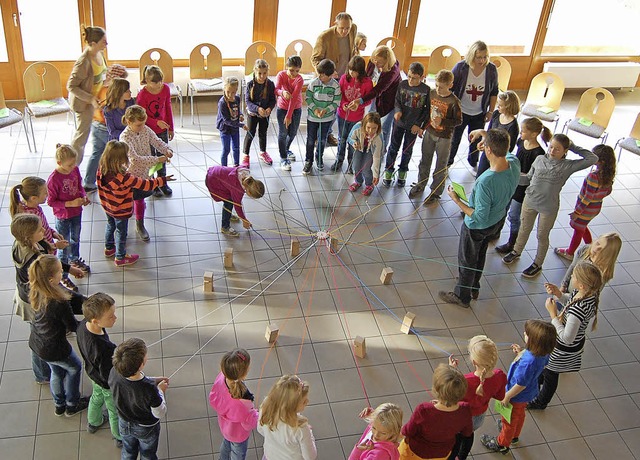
top-left (523, 144), bottom-right (598, 214)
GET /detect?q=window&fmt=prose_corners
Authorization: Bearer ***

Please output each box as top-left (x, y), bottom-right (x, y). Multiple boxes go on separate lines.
top-left (0, 4), bottom-right (8, 62)
top-left (18, 0), bottom-right (82, 61)
top-left (345, 0), bottom-right (396, 55)
top-left (275, 0), bottom-right (332, 55)
top-left (412, 0), bottom-right (544, 56)
top-left (543, 0), bottom-right (640, 55)
top-left (104, 0), bottom-right (254, 60)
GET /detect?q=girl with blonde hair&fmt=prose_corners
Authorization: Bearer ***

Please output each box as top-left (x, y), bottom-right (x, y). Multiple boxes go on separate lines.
top-left (349, 403), bottom-right (402, 459)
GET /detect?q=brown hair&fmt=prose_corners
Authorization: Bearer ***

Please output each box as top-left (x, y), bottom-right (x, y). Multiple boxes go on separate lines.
top-left (28, 254), bottom-right (70, 312)
top-left (84, 26), bottom-right (106, 45)
top-left (10, 213), bottom-right (42, 248)
top-left (593, 144), bottom-right (616, 187)
top-left (83, 292), bottom-right (116, 322)
top-left (250, 59), bottom-right (269, 102)
top-left (99, 140), bottom-right (130, 176)
top-left (524, 319), bottom-right (557, 357)
top-left (361, 112), bottom-right (382, 136)
top-left (224, 76), bottom-right (240, 93)
top-left (112, 337), bottom-right (147, 378)
top-left (122, 104), bottom-right (147, 126)
top-left (464, 40), bottom-right (489, 67)
top-left (9, 176), bottom-right (46, 217)
top-left (355, 32), bottom-right (367, 51)
top-left (105, 78), bottom-right (131, 110)
top-left (435, 69), bottom-right (454, 84)
top-left (585, 232), bottom-right (622, 285)
top-left (498, 91), bottom-right (520, 117)
top-left (432, 364), bottom-right (468, 407)
top-left (141, 65), bottom-right (163, 85)
top-left (259, 375), bottom-right (310, 430)
top-left (561, 261), bottom-right (602, 331)
top-left (347, 55), bottom-right (367, 82)
top-left (521, 117), bottom-right (552, 145)
top-left (241, 175), bottom-right (265, 199)
top-left (220, 349), bottom-right (251, 399)
top-left (485, 129), bottom-right (510, 157)
top-left (371, 46), bottom-right (396, 73)
top-left (468, 335), bottom-right (499, 396)
top-left (551, 133), bottom-right (571, 150)
top-left (55, 144), bottom-right (77, 163)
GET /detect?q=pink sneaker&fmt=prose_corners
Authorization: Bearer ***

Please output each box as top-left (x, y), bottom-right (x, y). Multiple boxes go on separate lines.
top-left (114, 254), bottom-right (140, 267)
top-left (241, 155), bottom-right (250, 168)
top-left (348, 182), bottom-right (362, 192)
top-left (104, 248), bottom-right (116, 258)
top-left (362, 185), bottom-right (374, 196)
top-left (258, 151), bottom-right (273, 165)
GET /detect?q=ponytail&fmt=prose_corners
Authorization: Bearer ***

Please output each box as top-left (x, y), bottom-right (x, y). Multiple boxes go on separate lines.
top-left (476, 366), bottom-right (487, 396)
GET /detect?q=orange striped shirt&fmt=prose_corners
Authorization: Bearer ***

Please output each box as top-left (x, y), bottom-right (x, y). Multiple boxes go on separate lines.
top-left (97, 170), bottom-right (166, 219)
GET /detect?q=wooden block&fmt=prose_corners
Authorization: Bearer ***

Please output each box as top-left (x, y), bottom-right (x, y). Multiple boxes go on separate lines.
top-left (265, 323), bottom-right (279, 343)
top-left (380, 267), bottom-right (394, 285)
top-left (290, 239), bottom-right (300, 257)
top-left (223, 248), bottom-right (234, 268)
top-left (400, 312), bottom-right (416, 334)
top-left (203, 271), bottom-right (214, 293)
top-left (330, 237), bottom-right (338, 251)
top-left (354, 336), bottom-right (366, 358)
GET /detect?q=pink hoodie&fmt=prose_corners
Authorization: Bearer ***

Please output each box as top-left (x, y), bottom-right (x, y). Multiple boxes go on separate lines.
top-left (209, 372), bottom-right (259, 443)
top-left (348, 425), bottom-right (400, 460)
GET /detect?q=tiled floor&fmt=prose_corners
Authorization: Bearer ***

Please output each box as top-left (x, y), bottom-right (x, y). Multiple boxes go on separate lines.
top-left (1, 89), bottom-right (639, 460)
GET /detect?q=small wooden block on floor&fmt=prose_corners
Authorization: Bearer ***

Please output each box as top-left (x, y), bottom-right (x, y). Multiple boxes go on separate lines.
top-left (265, 323), bottom-right (279, 343)
top-left (330, 237), bottom-right (338, 251)
top-left (380, 267), bottom-right (394, 284)
top-left (290, 239), bottom-right (300, 257)
top-left (354, 336), bottom-right (366, 358)
top-left (223, 248), bottom-right (234, 268)
top-left (400, 312), bottom-right (416, 334)
top-left (203, 271), bottom-right (214, 293)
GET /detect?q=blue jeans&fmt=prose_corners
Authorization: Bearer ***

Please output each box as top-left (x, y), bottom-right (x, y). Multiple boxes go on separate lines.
top-left (221, 200), bottom-right (234, 230)
top-left (352, 149), bottom-right (374, 186)
top-left (276, 107), bottom-right (301, 159)
top-left (380, 109), bottom-right (396, 152)
top-left (84, 121), bottom-right (109, 188)
top-left (47, 349), bottom-right (82, 407)
top-left (119, 419), bottom-right (161, 460)
top-left (105, 215), bottom-right (129, 260)
top-left (56, 215), bottom-right (82, 266)
top-left (336, 116), bottom-right (356, 163)
top-left (448, 112), bottom-right (485, 166)
top-left (305, 119), bottom-right (332, 164)
top-left (385, 125), bottom-right (418, 172)
top-left (31, 349), bottom-right (51, 382)
top-left (219, 437), bottom-right (249, 460)
top-left (507, 199), bottom-right (523, 234)
top-left (221, 130), bottom-right (240, 166)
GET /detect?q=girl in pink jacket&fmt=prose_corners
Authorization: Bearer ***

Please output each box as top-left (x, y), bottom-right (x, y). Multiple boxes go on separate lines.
top-left (209, 349), bottom-right (259, 460)
top-left (349, 403), bottom-right (403, 460)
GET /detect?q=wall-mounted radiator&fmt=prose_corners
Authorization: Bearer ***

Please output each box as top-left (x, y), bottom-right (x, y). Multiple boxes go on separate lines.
top-left (543, 62), bottom-right (640, 89)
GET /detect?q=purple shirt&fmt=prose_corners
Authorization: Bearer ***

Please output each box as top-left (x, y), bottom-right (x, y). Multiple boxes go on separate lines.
top-left (47, 167), bottom-right (85, 220)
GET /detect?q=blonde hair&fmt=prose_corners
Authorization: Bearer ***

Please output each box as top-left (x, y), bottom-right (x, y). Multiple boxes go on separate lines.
top-left (432, 364), bottom-right (468, 407)
top-left (220, 349), bottom-right (251, 399)
top-left (498, 91), bottom-right (520, 117)
top-left (464, 40), bottom-right (489, 66)
top-left (365, 403), bottom-right (403, 443)
top-left (521, 117), bottom-right (552, 145)
top-left (435, 69), bottom-right (454, 84)
top-left (224, 76), bottom-right (240, 93)
top-left (585, 232), bottom-right (622, 285)
top-left (141, 65), bottom-right (163, 84)
top-left (122, 104), bottom-right (147, 126)
top-left (355, 32), bottom-right (367, 51)
top-left (9, 176), bottom-right (46, 217)
top-left (55, 143), bottom-right (77, 163)
top-left (105, 78), bottom-right (130, 110)
top-left (371, 46), bottom-right (396, 73)
top-left (250, 59), bottom-right (269, 101)
top-left (259, 375), bottom-right (310, 430)
top-left (468, 335), bottom-right (499, 396)
top-left (99, 140), bottom-right (130, 176)
top-left (10, 213), bottom-right (42, 248)
top-left (241, 175), bottom-right (265, 199)
top-left (561, 261), bottom-right (603, 331)
top-left (28, 254), bottom-right (70, 312)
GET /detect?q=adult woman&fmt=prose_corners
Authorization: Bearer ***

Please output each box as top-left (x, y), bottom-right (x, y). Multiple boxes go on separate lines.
top-left (447, 41), bottom-right (499, 171)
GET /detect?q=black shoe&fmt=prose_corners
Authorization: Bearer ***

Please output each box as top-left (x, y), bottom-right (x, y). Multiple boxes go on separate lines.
top-left (302, 162), bottom-right (312, 175)
top-left (502, 251), bottom-right (520, 264)
top-left (87, 423), bottom-right (100, 434)
top-left (152, 188), bottom-right (163, 197)
top-left (83, 185), bottom-right (97, 194)
top-left (160, 185), bottom-right (173, 196)
top-left (527, 400), bottom-right (547, 410)
top-left (346, 166), bottom-right (354, 174)
top-left (136, 220), bottom-right (150, 242)
top-left (330, 160), bottom-right (343, 172)
top-left (60, 277), bottom-right (79, 292)
top-left (438, 291), bottom-right (471, 308)
top-left (65, 397), bottom-right (89, 417)
top-left (471, 290), bottom-right (479, 300)
top-left (54, 405), bottom-right (66, 417)
top-left (495, 242), bottom-right (514, 254)
top-left (522, 263), bottom-right (542, 278)
top-left (115, 439), bottom-right (123, 448)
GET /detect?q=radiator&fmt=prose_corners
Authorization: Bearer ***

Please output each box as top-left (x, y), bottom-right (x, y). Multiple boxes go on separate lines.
top-left (543, 62), bottom-right (640, 88)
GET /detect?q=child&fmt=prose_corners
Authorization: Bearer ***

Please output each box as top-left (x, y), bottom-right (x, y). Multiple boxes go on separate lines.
top-left (275, 55), bottom-right (303, 171)
top-left (136, 65), bottom-right (174, 197)
top-left (76, 292), bottom-right (122, 446)
top-left (400, 363), bottom-right (473, 460)
top-left (502, 134), bottom-right (598, 277)
top-left (347, 112), bottom-right (384, 197)
top-left (209, 349), bottom-right (259, 460)
top-left (28, 254), bottom-right (88, 417)
top-left (46, 144), bottom-right (91, 282)
top-left (97, 140), bottom-right (174, 266)
top-left (555, 145), bottom-right (616, 260)
top-left (473, 90), bottom-right (520, 177)
top-left (205, 165), bottom-right (265, 237)
top-left (348, 403), bottom-right (402, 460)
top-left (383, 62), bottom-right (430, 187)
top-left (244, 59), bottom-right (276, 166)
top-left (409, 69), bottom-right (462, 205)
top-left (104, 77), bottom-right (134, 141)
top-left (109, 338), bottom-right (169, 460)
top-left (303, 58), bottom-right (341, 175)
top-left (217, 76), bottom-right (245, 167)
top-left (560, 232), bottom-right (621, 293)
top-left (332, 55), bottom-right (373, 174)
top-left (120, 105), bottom-right (174, 241)
top-left (257, 374), bottom-right (317, 460)
top-left (527, 262), bottom-right (602, 410)
top-left (495, 117), bottom-right (552, 254)
top-left (480, 319), bottom-right (556, 454)
top-left (448, 335), bottom-right (507, 460)
top-left (354, 32), bottom-right (367, 55)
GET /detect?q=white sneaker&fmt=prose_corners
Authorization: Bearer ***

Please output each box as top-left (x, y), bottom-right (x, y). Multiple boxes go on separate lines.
top-left (280, 159), bottom-right (292, 171)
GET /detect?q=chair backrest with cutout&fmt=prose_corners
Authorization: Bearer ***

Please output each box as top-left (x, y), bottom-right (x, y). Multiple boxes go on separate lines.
top-left (139, 48), bottom-right (175, 83)
top-left (23, 62), bottom-right (63, 103)
top-left (377, 37), bottom-right (406, 69)
top-left (525, 72), bottom-right (565, 112)
top-left (491, 55), bottom-right (512, 91)
top-left (189, 43), bottom-right (222, 80)
top-left (575, 87), bottom-right (615, 129)
top-left (284, 39), bottom-right (314, 74)
top-left (427, 45), bottom-right (462, 75)
top-left (245, 41), bottom-right (278, 76)
top-left (630, 112), bottom-right (640, 140)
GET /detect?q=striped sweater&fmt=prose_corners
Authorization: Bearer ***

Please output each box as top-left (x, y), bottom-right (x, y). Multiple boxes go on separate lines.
top-left (305, 77), bottom-right (341, 123)
top-left (97, 170), bottom-right (167, 219)
top-left (570, 170), bottom-right (612, 231)
top-left (20, 204), bottom-right (55, 245)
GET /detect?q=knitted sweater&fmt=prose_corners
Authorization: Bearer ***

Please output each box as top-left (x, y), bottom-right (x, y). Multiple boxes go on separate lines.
top-left (119, 125), bottom-right (170, 178)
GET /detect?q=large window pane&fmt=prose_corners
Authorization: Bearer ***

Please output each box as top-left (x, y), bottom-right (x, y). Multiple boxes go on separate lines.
top-left (543, 0), bottom-right (640, 55)
top-left (276, 0), bottom-right (332, 55)
top-left (412, 0), bottom-right (544, 56)
top-left (18, 0), bottom-right (81, 61)
top-left (105, 0), bottom-right (254, 60)
top-left (0, 4), bottom-right (8, 62)
top-left (346, 0), bottom-right (396, 55)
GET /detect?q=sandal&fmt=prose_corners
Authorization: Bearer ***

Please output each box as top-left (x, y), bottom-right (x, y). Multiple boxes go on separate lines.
top-left (348, 182), bottom-right (362, 192)
top-left (554, 247), bottom-right (574, 261)
top-left (362, 185), bottom-right (374, 196)
top-left (60, 277), bottom-right (79, 292)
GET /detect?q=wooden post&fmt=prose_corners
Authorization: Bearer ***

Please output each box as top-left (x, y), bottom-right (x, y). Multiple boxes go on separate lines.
top-left (380, 267), bottom-right (394, 285)
top-left (330, 237), bottom-right (338, 252)
top-left (354, 336), bottom-right (366, 358)
top-left (265, 323), bottom-right (279, 343)
top-left (400, 312), bottom-right (416, 334)
top-left (290, 239), bottom-right (300, 257)
top-left (203, 271), bottom-right (214, 293)
top-left (224, 248), bottom-right (234, 268)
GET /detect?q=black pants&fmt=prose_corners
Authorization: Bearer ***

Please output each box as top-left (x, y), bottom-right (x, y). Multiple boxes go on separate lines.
top-left (449, 433), bottom-right (474, 460)
top-left (533, 368), bottom-right (560, 407)
top-left (150, 130), bottom-right (168, 177)
top-left (243, 114), bottom-right (268, 154)
top-left (448, 112), bottom-right (485, 167)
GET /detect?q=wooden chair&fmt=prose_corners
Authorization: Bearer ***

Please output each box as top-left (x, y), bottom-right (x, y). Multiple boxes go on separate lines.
top-left (245, 41), bottom-right (278, 76)
top-left (23, 61), bottom-right (72, 152)
top-left (187, 43), bottom-right (223, 124)
top-left (0, 82), bottom-right (30, 151)
top-left (614, 112), bottom-right (640, 161)
top-left (285, 39), bottom-right (315, 86)
top-left (139, 48), bottom-right (183, 126)
top-left (562, 87), bottom-right (615, 144)
top-left (427, 45), bottom-right (461, 76)
top-left (377, 37), bottom-right (406, 70)
top-left (521, 72), bottom-right (565, 132)
top-left (491, 55), bottom-right (511, 91)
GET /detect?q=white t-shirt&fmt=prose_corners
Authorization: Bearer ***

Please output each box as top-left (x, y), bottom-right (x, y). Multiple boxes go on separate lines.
top-left (460, 68), bottom-right (486, 116)
top-left (257, 419), bottom-right (317, 460)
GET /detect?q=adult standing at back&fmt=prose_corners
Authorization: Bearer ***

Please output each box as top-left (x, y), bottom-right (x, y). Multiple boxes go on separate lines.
top-left (447, 41), bottom-right (499, 172)
top-left (311, 12), bottom-right (358, 146)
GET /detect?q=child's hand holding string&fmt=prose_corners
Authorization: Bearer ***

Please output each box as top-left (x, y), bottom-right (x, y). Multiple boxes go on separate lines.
top-left (544, 282), bottom-right (562, 299)
top-left (448, 355), bottom-right (459, 367)
top-left (511, 343), bottom-right (522, 354)
top-left (165, 149), bottom-right (174, 159)
top-left (54, 239), bottom-right (69, 250)
top-left (164, 175), bottom-right (176, 182)
top-left (242, 219), bottom-right (252, 229)
top-left (545, 297), bottom-right (559, 319)
top-left (157, 120), bottom-right (170, 131)
top-left (358, 407), bottom-right (374, 419)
